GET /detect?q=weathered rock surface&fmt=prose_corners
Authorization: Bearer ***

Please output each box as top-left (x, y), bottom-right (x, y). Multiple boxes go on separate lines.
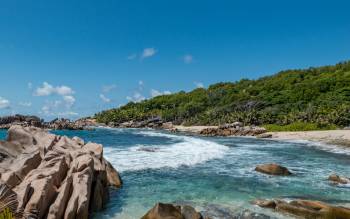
top-left (255, 164), bottom-right (292, 176)
top-left (0, 114), bottom-right (95, 130)
top-left (0, 125), bottom-right (121, 219)
top-left (142, 203), bottom-right (203, 219)
top-left (328, 174), bottom-right (350, 185)
top-left (253, 199), bottom-right (350, 219)
top-left (200, 123), bottom-right (266, 137)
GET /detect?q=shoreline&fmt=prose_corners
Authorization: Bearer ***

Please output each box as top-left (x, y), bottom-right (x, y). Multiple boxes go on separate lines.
top-left (174, 125), bottom-right (350, 148)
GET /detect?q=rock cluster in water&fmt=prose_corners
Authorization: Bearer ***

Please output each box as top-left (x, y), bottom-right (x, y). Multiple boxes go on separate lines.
top-left (142, 203), bottom-right (275, 219)
top-left (0, 125), bottom-right (121, 219)
top-left (0, 114), bottom-right (96, 130)
top-left (200, 122), bottom-right (267, 137)
top-left (107, 117), bottom-right (174, 130)
top-left (253, 199), bottom-right (350, 219)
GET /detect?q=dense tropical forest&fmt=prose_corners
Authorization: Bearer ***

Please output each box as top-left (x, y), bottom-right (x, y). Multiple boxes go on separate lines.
top-left (95, 61), bottom-right (350, 130)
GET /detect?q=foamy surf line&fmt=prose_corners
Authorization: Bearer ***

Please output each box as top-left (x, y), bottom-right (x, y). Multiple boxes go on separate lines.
top-left (266, 138), bottom-right (350, 155)
top-left (104, 130), bottom-right (229, 172)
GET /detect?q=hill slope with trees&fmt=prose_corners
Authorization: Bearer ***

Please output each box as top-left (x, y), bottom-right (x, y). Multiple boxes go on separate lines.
top-left (95, 61), bottom-right (350, 130)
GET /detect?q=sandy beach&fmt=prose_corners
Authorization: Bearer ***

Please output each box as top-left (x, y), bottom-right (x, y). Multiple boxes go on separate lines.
top-left (175, 125), bottom-right (350, 147)
top-left (268, 130), bottom-right (350, 147)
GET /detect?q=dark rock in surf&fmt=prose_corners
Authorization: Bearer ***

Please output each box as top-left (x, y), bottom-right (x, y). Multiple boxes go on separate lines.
top-left (328, 174), bottom-right (350, 185)
top-left (255, 163), bottom-right (292, 176)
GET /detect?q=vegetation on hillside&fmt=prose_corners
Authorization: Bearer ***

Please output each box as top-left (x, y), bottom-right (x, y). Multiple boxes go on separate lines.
top-left (95, 61), bottom-right (350, 129)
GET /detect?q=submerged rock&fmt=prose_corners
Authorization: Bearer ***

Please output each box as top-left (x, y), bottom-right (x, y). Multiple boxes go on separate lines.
top-left (328, 174), bottom-right (350, 185)
top-left (233, 210), bottom-right (272, 219)
top-left (255, 163), bottom-right (292, 176)
top-left (0, 125), bottom-right (121, 219)
top-left (253, 199), bottom-right (350, 219)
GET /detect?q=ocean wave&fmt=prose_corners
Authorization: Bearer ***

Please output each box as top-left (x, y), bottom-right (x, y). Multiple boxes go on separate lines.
top-left (275, 139), bottom-right (350, 156)
top-left (103, 131), bottom-right (229, 172)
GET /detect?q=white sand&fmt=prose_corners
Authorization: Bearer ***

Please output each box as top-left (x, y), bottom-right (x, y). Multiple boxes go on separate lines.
top-left (174, 126), bottom-right (350, 147)
top-left (269, 130), bottom-right (350, 147)
top-left (174, 125), bottom-right (217, 134)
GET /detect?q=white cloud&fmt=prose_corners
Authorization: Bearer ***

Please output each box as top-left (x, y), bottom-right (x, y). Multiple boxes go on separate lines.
top-left (57, 111), bottom-right (79, 116)
top-left (100, 94), bottom-right (111, 103)
top-left (19, 102), bottom-right (32, 107)
top-left (183, 54), bottom-right (193, 64)
top-left (150, 89), bottom-right (171, 97)
top-left (127, 54), bottom-right (137, 60)
top-left (126, 92), bottom-right (145, 103)
top-left (139, 80), bottom-right (144, 86)
top-left (194, 81), bottom-right (204, 88)
top-left (102, 84), bottom-right (117, 93)
top-left (0, 97), bottom-right (10, 109)
top-left (34, 82), bottom-right (74, 96)
top-left (63, 95), bottom-right (75, 108)
top-left (28, 82), bottom-right (33, 89)
top-left (141, 48), bottom-right (157, 59)
top-left (56, 86), bottom-right (74, 96)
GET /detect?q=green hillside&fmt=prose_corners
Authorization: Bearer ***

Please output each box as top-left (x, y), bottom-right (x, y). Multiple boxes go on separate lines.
top-left (95, 61), bottom-right (350, 129)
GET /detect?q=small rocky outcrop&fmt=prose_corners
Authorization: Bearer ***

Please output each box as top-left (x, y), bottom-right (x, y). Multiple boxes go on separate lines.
top-left (0, 125), bottom-right (121, 219)
top-left (0, 114), bottom-right (94, 130)
top-left (114, 117), bottom-right (166, 129)
top-left (328, 174), bottom-right (350, 185)
top-left (0, 115), bottom-right (43, 129)
top-left (141, 203), bottom-right (203, 219)
top-left (252, 199), bottom-right (350, 219)
top-left (255, 164), bottom-right (292, 176)
top-left (200, 123), bottom-right (266, 137)
top-left (47, 118), bottom-right (85, 130)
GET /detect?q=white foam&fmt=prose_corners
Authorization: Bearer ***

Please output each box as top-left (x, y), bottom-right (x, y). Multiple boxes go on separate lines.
top-left (104, 131), bottom-right (229, 172)
top-left (263, 138), bottom-right (350, 156)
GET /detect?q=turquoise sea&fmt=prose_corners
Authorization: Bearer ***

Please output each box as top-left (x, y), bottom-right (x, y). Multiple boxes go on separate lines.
top-left (1, 128), bottom-right (350, 218)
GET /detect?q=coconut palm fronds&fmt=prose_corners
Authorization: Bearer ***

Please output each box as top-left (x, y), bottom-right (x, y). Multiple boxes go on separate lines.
top-left (0, 184), bottom-right (18, 218)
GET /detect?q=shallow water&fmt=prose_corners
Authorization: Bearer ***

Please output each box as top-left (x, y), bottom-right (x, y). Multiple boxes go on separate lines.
top-left (1, 128), bottom-right (350, 218)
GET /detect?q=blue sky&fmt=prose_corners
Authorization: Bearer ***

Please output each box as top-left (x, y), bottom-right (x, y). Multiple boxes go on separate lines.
top-left (0, 0), bottom-right (350, 120)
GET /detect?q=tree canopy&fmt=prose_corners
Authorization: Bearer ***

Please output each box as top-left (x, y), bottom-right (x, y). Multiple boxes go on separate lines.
top-left (95, 61), bottom-right (350, 128)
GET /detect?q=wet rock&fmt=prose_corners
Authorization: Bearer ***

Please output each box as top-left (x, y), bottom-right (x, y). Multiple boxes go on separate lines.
top-left (255, 163), bottom-right (292, 176)
top-left (105, 160), bottom-right (122, 187)
top-left (142, 203), bottom-right (184, 219)
top-left (233, 210), bottom-right (272, 219)
top-left (0, 125), bottom-right (122, 218)
top-left (253, 199), bottom-right (350, 219)
top-left (137, 147), bottom-right (160, 152)
top-left (142, 203), bottom-right (205, 219)
top-left (256, 133), bottom-right (272, 139)
top-left (181, 205), bottom-right (203, 219)
top-left (328, 174), bottom-right (350, 185)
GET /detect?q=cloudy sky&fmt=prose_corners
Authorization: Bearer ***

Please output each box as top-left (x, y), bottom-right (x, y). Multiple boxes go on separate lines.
top-left (0, 0), bottom-right (350, 120)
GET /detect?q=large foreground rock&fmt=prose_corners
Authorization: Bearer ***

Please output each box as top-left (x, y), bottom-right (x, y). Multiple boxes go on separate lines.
top-left (255, 164), bottom-right (292, 176)
top-left (253, 199), bottom-right (350, 219)
top-left (0, 125), bottom-right (121, 219)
